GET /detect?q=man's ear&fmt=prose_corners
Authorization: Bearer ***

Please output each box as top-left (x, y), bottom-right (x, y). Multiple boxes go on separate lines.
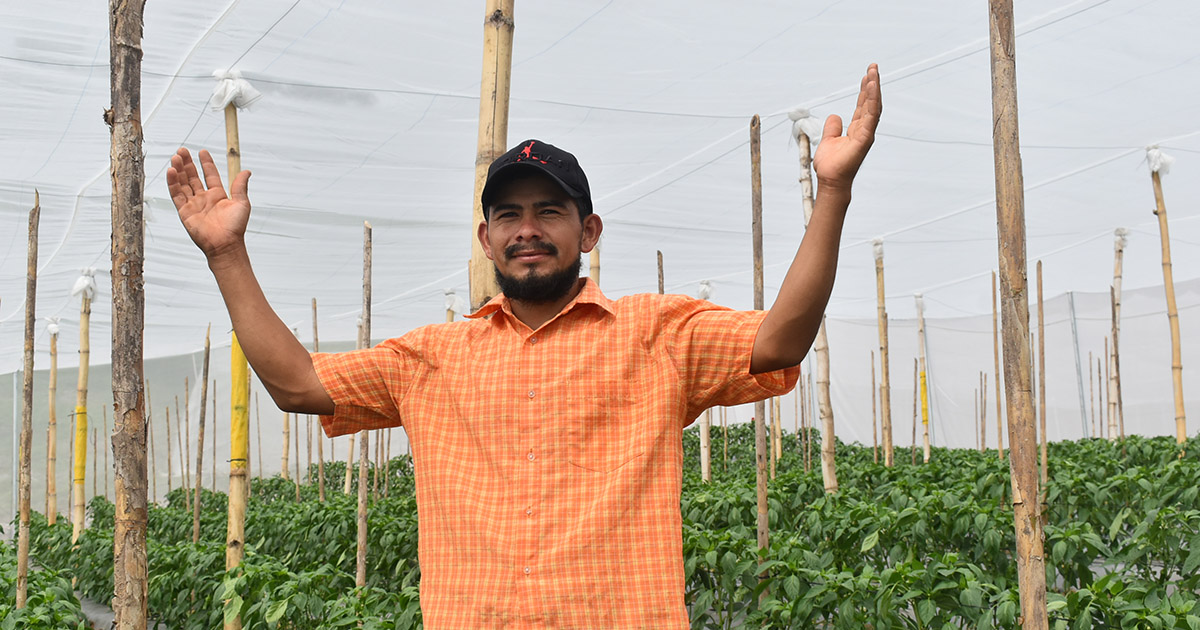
top-left (580, 213), bottom-right (602, 253)
top-left (477, 220), bottom-right (495, 260)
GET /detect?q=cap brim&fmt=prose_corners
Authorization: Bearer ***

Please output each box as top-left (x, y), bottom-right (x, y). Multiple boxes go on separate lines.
top-left (481, 162), bottom-right (585, 213)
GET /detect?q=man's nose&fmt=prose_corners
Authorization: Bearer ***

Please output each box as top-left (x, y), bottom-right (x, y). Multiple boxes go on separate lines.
top-left (514, 213), bottom-right (543, 240)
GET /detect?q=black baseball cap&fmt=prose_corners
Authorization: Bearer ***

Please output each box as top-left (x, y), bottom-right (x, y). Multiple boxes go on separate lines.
top-left (480, 139), bottom-right (592, 218)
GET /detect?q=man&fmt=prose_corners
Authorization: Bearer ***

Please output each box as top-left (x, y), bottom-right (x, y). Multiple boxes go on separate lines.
top-left (168, 64), bottom-right (881, 629)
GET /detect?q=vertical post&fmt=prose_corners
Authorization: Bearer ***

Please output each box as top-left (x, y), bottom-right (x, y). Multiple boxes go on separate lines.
top-left (657, 251), bottom-right (665, 294)
top-left (1038, 262), bottom-right (1047, 489)
top-left (871, 351), bottom-right (878, 464)
top-left (873, 239), bottom-right (893, 466)
top-left (165, 406), bottom-right (173, 496)
top-left (254, 394), bottom-right (263, 482)
top-left (181, 390), bottom-right (190, 505)
top-left (1111, 229), bottom-right (1127, 437)
top-left (47, 320), bottom-right (59, 523)
top-left (1103, 337), bottom-right (1110, 439)
top-left (16, 194), bottom-right (40, 609)
top-left (72, 270), bottom-right (94, 544)
top-left (214, 382), bottom-right (219, 493)
top-left (915, 294), bottom-right (931, 462)
top-left (294, 407), bottom-right (301, 500)
top-left (988, 1), bottom-right (1049, 625)
top-left (700, 409), bottom-right (712, 483)
top-left (108, 3), bottom-right (149, 621)
top-left (357, 222), bottom-right (373, 587)
top-left (911, 359), bottom-right (918, 466)
top-left (312, 299), bottom-right (325, 502)
top-left (193, 327), bottom-right (210, 543)
top-left (1110, 288), bottom-right (1124, 442)
top-left (1147, 149), bottom-right (1187, 447)
top-left (749, 115), bottom-right (769, 553)
top-left (469, 0), bottom-right (516, 311)
top-left (981, 372), bottom-right (988, 453)
top-left (147, 385), bottom-right (155, 504)
top-left (1069, 293), bottom-right (1089, 437)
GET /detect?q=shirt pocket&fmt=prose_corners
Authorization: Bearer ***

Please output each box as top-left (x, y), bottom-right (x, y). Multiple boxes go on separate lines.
top-left (565, 386), bottom-right (647, 474)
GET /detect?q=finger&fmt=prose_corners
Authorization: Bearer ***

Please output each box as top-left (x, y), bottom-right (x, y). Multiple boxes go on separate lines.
top-left (230, 170), bottom-right (252, 206)
top-left (849, 67), bottom-right (872, 126)
top-left (179, 148), bottom-right (206, 198)
top-left (197, 149), bottom-right (227, 197)
top-left (822, 114), bottom-right (843, 142)
top-left (166, 166), bottom-right (190, 210)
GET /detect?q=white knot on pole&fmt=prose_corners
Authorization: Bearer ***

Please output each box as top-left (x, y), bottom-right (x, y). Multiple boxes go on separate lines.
top-left (444, 288), bottom-right (468, 315)
top-left (872, 237), bottom-right (884, 261)
top-left (914, 293), bottom-right (924, 311)
top-left (1114, 227), bottom-right (1128, 250)
top-left (697, 280), bottom-right (712, 301)
top-left (46, 317), bottom-right (60, 337)
top-left (209, 69), bottom-right (263, 112)
top-left (1146, 145), bottom-right (1174, 175)
top-left (71, 267), bottom-right (97, 300)
top-left (788, 108), bottom-right (823, 147)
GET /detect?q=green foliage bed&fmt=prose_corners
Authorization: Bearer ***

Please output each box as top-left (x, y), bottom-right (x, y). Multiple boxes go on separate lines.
top-left (20, 430), bottom-right (1200, 629)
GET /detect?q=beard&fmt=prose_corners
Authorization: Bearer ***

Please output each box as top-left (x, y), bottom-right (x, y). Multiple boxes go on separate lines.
top-left (494, 242), bottom-right (582, 304)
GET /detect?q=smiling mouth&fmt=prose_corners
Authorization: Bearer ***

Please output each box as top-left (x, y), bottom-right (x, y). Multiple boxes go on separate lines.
top-left (506, 244), bottom-right (557, 261)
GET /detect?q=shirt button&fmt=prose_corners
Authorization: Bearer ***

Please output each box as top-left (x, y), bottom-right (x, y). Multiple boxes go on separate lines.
top-left (529, 337), bottom-right (538, 345)
top-left (525, 507), bottom-right (533, 516)
top-left (527, 389), bottom-right (535, 399)
top-left (527, 451), bottom-right (536, 461)
top-left (523, 566), bottom-right (532, 575)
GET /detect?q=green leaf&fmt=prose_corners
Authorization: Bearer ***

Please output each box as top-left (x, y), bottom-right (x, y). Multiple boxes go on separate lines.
top-left (1183, 546), bottom-right (1200, 577)
top-left (861, 530), bottom-right (880, 554)
top-left (784, 575), bottom-right (801, 599)
top-left (917, 599), bottom-right (936, 625)
top-left (224, 594), bottom-right (244, 626)
top-left (265, 598), bottom-right (289, 624)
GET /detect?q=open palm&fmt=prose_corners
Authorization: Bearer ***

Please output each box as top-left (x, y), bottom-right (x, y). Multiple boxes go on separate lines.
top-left (167, 147), bottom-right (252, 259)
top-left (813, 64), bottom-right (882, 193)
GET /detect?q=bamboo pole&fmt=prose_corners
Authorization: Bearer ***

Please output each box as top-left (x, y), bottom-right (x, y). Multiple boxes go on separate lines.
top-left (16, 194), bottom-right (39, 609)
top-left (1038, 262), bottom-right (1047, 489)
top-left (108, 9), bottom-right (149, 620)
top-left (46, 320), bottom-right (58, 523)
top-left (221, 91), bottom-right (253, 624)
top-left (701, 409), bottom-right (712, 482)
top-left (749, 115), bottom-right (769, 553)
top-left (165, 406), bottom-right (173, 496)
top-left (384, 427), bottom-right (392, 498)
top-left (911, 360), bottom-right (918, 465)
top-left (344, 432), bottom-right (355, 494)
top-left (294, 407), bottom-right (301, 501)
top-left (1147, 151), bottom-right (1187, 447)
top-left (92, 429), bottom-right (98, 501)
top-left (255, 393), bottom-right (263, 481)
top-left (1088, 352), bottom-right (1095, 438)
top-left (307, 416), bottom-right (312, 486)
top-left (193, 326), bottom-right (210, 543)
top-left (312, 298), bottom-right (325, 501)
top-left (981, 372), bottom-right (988, 453)
top-left (180, 389), bottom-right (190, 505)
top-left (71, 268), bottom-right (94, 544)
top-left (357, 221), bottom-right (373, 587)
top-left (281, 401), bottom-right (291, 480)
top-left (915, 294), bottom-right (931, 463)
top-left (468, 0), bottom-right (515, 311)
top-left (992, 271), bottom-right (1004, 459)
top-left (988, 2), bottom-right (1049, 623)
top-left (1103, 337), bottom-right (1111, 439)
top-left (1111, 229), bottom-right (1127, 437)
top-left (873, 239), bottom-right (893, 466)
top-left (213, 381), bottom-right (218, 493)
top-left (721, 407), bottom-right (728, 472)
top-left (975, 388), bottom-right (980, 452)
top-left (871, 351), bottom-right (879, 464)
top-left (1110, 288), bottom-right (1124, 442)
top-left (657, 250), bottom-right (664, 294)
top-left (769, 401), bottom-right (776, 480)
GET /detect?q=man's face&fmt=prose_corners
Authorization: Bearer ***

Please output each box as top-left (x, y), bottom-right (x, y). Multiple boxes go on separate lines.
top-left (478, 171), bottom-right (601, 303)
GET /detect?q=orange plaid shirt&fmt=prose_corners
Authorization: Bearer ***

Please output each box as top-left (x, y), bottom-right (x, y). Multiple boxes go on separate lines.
top-left (313, 279), bottom-right (798, 629)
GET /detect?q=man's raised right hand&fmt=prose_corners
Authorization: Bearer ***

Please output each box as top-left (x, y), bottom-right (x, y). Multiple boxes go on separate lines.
top-left (167, 147), bottom-right (253, 263)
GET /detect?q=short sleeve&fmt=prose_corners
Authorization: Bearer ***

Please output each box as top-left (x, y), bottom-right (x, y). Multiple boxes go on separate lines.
top-left (311, 332), bottom-right (429, 437)
top-left (659, 296), bottom-right (800, 420)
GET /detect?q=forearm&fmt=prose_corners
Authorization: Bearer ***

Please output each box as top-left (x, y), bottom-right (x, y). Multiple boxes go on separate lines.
top-left (750, 186), bottom-right (850, 373)
top-left (208, 246), bottom-right (335, 414)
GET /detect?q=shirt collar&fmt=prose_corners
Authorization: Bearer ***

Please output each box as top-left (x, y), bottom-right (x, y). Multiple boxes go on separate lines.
top-left (465, 277), bottom-right (616, 322)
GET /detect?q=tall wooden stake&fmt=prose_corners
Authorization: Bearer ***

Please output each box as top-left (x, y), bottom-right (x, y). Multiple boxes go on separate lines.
top-left (749, 115), bottom-right (769, 553)
top-left (1103, 337), bottom-right (1111, 439)
top-left (915, 294), bottom-right (931, 463)
top-left (469, 0), bottom-right (515, 310)
top-left (873, 239), bottom-right (893, 466)
top-left (193, 326), bottom-right (210, 543)
top-left (16, 193), bottom-right (40, 609)
top-left (992, 271), bottom-right (1004, 459)
top-left (294, 408), bottom-right (301, 501)
top-left (988, 2), bottom-right (1048, 624)
top-left (357, 222), bottom-right (373, 587)
top-left (1147, 151), bottom-right (1187, 447)
top-left (871, 351), bottom-right (878, 464)
top-left (71, 269), bottom-right (94, 544)
top-left (181, 389), bottom-right (190, 505)
top-left (254, 393), bottom-right (263, 481)
top-left (1088, 352), bottom-right (1095, 438)
top-left (911, 359), bottom-right (918, 466)
top-left (1110, 288), bottom-right (1124, 442)
top-left (46, 319), bottom-right (59, 523)
top-left (147, 386), bottom-right (155, 504)
top-left (165, 406), bottom-right (173, 496)
top-left (1111, 229), bottom-right (1127, 438)
top-left (657, 250), bottom-right (665, 294)
top-left (313, 299), bottom-right (325, 501)
top-left (213, 381), bottom-right (218, 493)
top-left (796, 128), bottom-right (837, 492)
top-left (1038, 262), bottom-right (1047, 489)
top-left (700, 409), bottom-right (712, 482)
top-left (108, 5), bottom-right (150, 621)
top-left (92, 429), bottom-right (98, 501)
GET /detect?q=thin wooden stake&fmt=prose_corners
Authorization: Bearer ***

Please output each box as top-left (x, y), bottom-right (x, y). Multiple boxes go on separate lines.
top-left (313, 298), bottom-right (325, 502)
top-left (71, 277), bottom-right (92, 544)
top-left (1149, 160), bottom-right (1187, 446)
top-left (92, 428), bottom-right (98, 500)
top-left (992, 271), bottom-right (1004, 459)
top-left (1038, 262), bottom-right (1047, 490)
top-left (255, 393), bottom-right (263, 481)
top-left (988, 1), bottom-right (1049, 622)
top-left (1111, 229), bottom-right (1127, 439)
top-left (657, 250), bottom-right (664, 294)
top-left (1110, 287), bottom-right (1124, 445)
top-left (1104, 337), bottom-right (1111, 439)
top-left (749, 114), bottom-right (769, 554)
top-left (147, 384), bottom-right (156, 504)
top-left (213, 380), bottom-right (218, 493)
top-left (872, 351), bottom-right (878, 464)
top-left (468, 0), bottom-right (516, 310)
top-left (873, 239), bottom-right (893, 466)
top-left (357, 221), bottom-right (373, 587)
top-left (165, 406), bottom-right (173, 496)
top-left (16, 194), bottom-right (39, 609)
top-left (47, 321), bottom-right (58, 523)
top-left (911, 359), bottom-right (918, 466)
top-left (916, 294), bottom-right (931, 463)
top-left (700, 408), bottom-right (712, 483)
top-left (294, 408), bottom-right (301, 501)
top-left (193, 326), bottom-right (210, 543)
top-left (182, 385), bottom-right (190, 506)
top-left (1089, 352), bottom-right (1095, 438)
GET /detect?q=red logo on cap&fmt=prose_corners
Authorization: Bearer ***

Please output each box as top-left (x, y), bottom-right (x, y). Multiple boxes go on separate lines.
top-left (514, 141), bottom-right (549, 164)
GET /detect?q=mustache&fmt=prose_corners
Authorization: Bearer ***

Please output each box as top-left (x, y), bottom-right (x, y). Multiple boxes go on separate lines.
top-left (505, 242), bottom-right (558, 258)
